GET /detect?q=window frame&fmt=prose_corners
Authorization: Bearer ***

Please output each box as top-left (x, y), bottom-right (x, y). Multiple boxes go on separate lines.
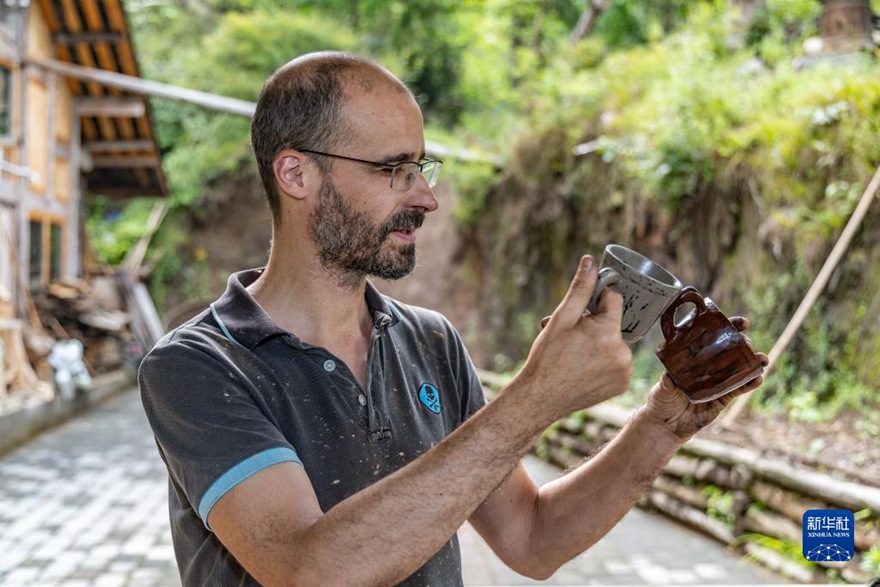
top-left (27, 213), bottom-right (65, 292)
top-left (0, 64), bottom-right (11, 137)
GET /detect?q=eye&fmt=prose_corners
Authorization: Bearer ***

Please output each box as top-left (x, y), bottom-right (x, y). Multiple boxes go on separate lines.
top-left (402, 166), bottom-right (418, 185)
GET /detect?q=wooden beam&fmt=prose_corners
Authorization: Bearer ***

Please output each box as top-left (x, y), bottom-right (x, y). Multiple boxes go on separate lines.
top-left (85, 183), bottom-right (165, 198)
top-left (29, 58), bottom-right (257, 117)
top-left (29, 59), bottom-right (503, 166)
top-left (425, 140), bottom-right (504, 167)
top-left (91, 155), bottom-right (160, 168)
top-left (121, 201), bottom-right (167, 272)
top-left (75, 96), bottom-right (145, 118)
top-left (57, 0), bottom-right (117, 140)
top-left (53, 32), bottom-right (124, 45)
top-left (80, 0), bottom-right (135, 140)
top-left (81, 117), bottom-right (98, 142)
top-left (103, 0), bottom-right (140, 76)
top-left (104, 0), bottom-right (128, 33)
top-left (36, 0), bottom-right (62, 32)
top-left (55, 45), bottom-right (93, 132)
top-left (570, 0), bottom-right (612, 44)
top-left (59, 0), bottom-right (84, 32)
top-left (85, 139), bottom-right (155, 152)
top-left (80, 0), bottom-right (106, 33)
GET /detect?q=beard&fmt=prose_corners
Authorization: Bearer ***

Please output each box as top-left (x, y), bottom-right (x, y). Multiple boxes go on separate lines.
top-left (309, 179), bottom-right (424, 288)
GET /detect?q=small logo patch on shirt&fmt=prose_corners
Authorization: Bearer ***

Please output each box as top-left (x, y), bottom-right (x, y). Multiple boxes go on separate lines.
top-left (418, 383), bottom-right (441, 414)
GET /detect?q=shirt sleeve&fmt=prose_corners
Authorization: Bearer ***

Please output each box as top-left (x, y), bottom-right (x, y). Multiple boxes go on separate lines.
top-left (138, 332), bottom-right (301, 528)
top-left (455, 332), bottom-right (488, 422)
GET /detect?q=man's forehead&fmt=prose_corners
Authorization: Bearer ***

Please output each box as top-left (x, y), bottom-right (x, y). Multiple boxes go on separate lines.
top-left (341, 80), bottom-right (425, 158)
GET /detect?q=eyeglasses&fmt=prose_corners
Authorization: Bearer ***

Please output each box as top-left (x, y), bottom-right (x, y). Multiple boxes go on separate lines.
top-left (300, 149), bottom-right (442, 192)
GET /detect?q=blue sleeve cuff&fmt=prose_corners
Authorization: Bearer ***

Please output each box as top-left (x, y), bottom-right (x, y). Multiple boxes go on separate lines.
top-left (198, 447), bottom-right (302, 529)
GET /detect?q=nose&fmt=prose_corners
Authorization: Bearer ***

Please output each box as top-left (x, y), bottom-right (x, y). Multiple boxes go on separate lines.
top-left (407, 173), bottom-right (439, 213)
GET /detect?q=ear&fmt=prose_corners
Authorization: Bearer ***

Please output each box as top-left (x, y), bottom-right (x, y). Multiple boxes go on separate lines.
top-left (273, 150), bottom-right (309, 200)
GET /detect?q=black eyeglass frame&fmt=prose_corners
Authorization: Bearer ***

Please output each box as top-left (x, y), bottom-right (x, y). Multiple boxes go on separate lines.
top-left (299, 149), bottom-right (442, 191)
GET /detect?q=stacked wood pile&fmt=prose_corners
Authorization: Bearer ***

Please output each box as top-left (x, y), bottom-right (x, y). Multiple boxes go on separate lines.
top-left (477, 370), bottom-right (879, 584)
top-left (32, 276), bottom-right (133, 375)
top-left (0, 319), bottom-right (55, 411)
top-left (1, 269), bottom-right (164, 416)
top-left (543, 406), bottom-right (879, 584)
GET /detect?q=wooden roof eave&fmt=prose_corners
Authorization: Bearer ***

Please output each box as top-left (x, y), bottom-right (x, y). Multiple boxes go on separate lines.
top-left (32, 0), bottom-right (169, 197)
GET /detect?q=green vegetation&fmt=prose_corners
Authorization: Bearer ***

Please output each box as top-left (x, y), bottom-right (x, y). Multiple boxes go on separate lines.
top-left (703, 485), bottom-right (736, 530)
top-left (862, 545), bottom-right (880, 578)
top-left (88, 0), bottom-right (880, 421)
top-left (86, 196), bottom-right (156, 266)
top-left (736, 532), bottom-right (820, 576)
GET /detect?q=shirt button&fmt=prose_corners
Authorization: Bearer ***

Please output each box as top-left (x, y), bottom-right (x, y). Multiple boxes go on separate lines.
top-left (358, 394), bottom-right (367, 406)
top-left (323, 360), bottom-right (336, 372)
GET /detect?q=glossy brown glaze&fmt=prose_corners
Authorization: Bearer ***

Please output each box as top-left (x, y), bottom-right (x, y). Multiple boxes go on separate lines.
top-left (655, 287), bottom-right (764, 403)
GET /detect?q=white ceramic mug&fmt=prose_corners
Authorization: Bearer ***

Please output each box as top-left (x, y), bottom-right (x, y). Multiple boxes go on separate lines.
top-left (587, 244), bottom-right (683, 342)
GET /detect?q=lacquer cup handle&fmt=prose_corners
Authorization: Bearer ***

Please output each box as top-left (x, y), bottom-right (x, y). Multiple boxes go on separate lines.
top-left (661, 286), bottom-right (706, 341)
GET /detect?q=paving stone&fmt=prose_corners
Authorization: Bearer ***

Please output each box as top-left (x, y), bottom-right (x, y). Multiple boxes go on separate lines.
top-left (92, 575), bottom-right (127, 587)
top-left (1, 569), bottom-right (40, 587)
top-left (107, 561), bottom-right (137, 574)
top-left (603, 560), bottom-right (632, 575)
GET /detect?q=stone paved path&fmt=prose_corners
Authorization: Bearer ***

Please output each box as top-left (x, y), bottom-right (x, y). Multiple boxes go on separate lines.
top-left (0, 389), bottom-right (789, 586)
top-left (0, 390), bottom-right (177, 587)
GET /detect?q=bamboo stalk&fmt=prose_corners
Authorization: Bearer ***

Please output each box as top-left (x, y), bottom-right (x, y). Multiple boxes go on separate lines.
top-left (750, 479), bottom-right (828, 523)
top-left (742, 544), bottom-right (821, 584)
top-left (647, 492), bottom-right (735, 544)
top-left (744, 508), bottom-right (802, 543)
top-left (651, 475), bottom-right (709, 510)
top-left (723, 161), bottom-right (880, 425)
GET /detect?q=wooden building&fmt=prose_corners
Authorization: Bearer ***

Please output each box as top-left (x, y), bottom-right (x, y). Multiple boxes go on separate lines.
top-left (0, 0), bottom-right (166, 321)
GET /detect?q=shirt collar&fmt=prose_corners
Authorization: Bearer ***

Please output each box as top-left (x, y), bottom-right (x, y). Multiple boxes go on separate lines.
top-left (210, 268), bottom-right (399, 350)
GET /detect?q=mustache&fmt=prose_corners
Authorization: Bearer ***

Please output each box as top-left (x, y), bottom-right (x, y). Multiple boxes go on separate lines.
top-left (381, 210), bottom-right (425, 235)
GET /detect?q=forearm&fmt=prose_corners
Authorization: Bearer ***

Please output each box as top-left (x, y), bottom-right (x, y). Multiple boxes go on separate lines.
top-left (282, 377), bottom-right (553, 586)
top-left (526, 407), bottom-right (685, 575)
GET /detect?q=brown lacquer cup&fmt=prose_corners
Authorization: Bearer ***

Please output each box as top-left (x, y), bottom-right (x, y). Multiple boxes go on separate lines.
top-left (655, 287), bottom-right (764, 403)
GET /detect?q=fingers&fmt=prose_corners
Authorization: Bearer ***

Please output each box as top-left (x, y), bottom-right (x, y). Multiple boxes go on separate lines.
top-left (730, 316), bottom-right (750, 332)
top-left (649, 372), bottom-right (685, 405)
top-left (726, 374), bottom-right (764, 400)
top-left (552, 256), bottom-right (599, 326)
top-left (731, 317), bottom-right (770, 366)
top-left (595, 283), bottom-right (625, 323)
top-left (659, 371), bottom-right (677, 391)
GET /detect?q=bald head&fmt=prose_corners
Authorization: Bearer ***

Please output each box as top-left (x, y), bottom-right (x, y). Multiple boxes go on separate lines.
top-left (251, 51), bottom-right (415, 224)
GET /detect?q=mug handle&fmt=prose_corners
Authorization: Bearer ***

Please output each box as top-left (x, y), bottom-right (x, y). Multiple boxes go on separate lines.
top-left (587, 267), bottom-right (621, 314)
top-left (661, 286), bottom-right (707, 340)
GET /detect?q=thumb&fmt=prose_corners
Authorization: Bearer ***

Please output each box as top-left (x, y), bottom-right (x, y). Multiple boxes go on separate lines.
top-left (552, 255), bottom-right (598, 326)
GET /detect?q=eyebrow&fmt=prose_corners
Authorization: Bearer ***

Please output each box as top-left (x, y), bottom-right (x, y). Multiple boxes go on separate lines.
top-left (380, 151), bottom-right (424, 164)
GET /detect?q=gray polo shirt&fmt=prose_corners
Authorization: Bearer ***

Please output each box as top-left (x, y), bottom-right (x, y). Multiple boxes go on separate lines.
top-left (139, 268), bottom-right (486, 586)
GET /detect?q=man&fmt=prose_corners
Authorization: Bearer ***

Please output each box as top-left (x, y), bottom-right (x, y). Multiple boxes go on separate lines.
top-left (139, 51), bottom-right (766, 586)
